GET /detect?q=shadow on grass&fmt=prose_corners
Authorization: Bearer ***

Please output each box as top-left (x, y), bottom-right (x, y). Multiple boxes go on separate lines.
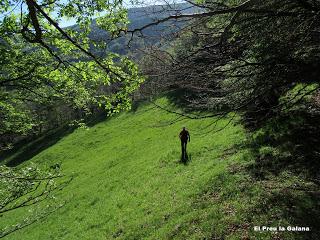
top-left (246, 110), bottom-right (320, 181)
top-left (241, 109), bottom-right (320, 239)
top-left (131, 99), bottom-right (148, 112)
top-left (85, 111), bottom-right (108, 127)
top-left (0, 111), bottom-right (110, 167)
top-left (252, 186), bottom-right (320, 239)
top-left (0, 125), bottom-right (76, 167)
top-left (180, 153), bottom-right (192, 165)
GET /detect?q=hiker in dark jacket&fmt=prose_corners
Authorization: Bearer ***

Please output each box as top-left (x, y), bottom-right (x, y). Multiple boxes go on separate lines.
top-left (179, 127), bottom-right (190, 161)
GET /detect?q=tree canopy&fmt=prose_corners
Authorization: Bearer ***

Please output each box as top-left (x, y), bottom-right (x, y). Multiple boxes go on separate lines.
top-left (140, 0), bottom-right (320, 125)
top-left (0, 0), bottom-right (144, 149)
top-left (138, 0), bottom-right (320, 179)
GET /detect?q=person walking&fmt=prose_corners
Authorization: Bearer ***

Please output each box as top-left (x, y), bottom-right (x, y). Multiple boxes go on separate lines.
top-left (179, 127), bottom-right (190, 161)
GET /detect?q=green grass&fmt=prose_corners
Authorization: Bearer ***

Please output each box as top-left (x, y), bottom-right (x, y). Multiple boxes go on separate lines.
top-left (1, 98), bottom-right (317, 239)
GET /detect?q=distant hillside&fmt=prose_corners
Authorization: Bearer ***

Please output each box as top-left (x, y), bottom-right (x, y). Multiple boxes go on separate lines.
top-left (71, 3), bottom-right (198, 56)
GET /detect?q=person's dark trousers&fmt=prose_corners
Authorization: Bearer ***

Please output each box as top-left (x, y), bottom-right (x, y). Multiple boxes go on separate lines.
top-left (181, 141), bottom-right (187, 161)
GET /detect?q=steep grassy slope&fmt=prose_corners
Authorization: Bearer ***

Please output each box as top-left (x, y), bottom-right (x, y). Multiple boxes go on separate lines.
top-left (1, 98), bottom-right (316, 239)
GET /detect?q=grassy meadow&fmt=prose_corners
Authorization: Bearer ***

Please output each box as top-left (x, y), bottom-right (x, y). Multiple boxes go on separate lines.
top-left (1, 98), bottom-right (317, 240)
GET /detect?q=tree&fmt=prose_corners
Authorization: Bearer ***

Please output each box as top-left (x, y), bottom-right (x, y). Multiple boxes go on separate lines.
top-left (0, 0), bottom-right (144, 236)
top-left (132, 0), bottom-right (320, 177)
top-left (0, 0), bottom-right (144, 149)
top-left (0, 164), bottom-right (72, 238)
top-left (133, 0), bottom-right (320, 123)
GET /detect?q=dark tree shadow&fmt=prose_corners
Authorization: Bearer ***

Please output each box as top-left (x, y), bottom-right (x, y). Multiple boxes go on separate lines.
top-left (130, 99), bottom-right (148, 112)
top-left (242, 108), bottom-right (320, 238)
top-left (250, 186), bottom-right (320, 240)
top-left (1, 126), bottom-right (75, 167)
top-left (0, 110), bottom-right (110, 167)
top-left (247, 109), bottom-right (320, 180)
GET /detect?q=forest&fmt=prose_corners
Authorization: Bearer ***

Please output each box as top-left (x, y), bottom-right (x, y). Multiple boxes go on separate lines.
top-left (1, 0), bottom-right (319, 239)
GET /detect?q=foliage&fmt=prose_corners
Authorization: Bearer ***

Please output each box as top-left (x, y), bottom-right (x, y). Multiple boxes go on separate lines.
top-left (0, 0), bottom-right (145, 236)
top-left (0, 163), bottom-right (70, 238)
top-left (0, 0), bottom-right (144, 149)
top-left (140, 0), bottom-right (320, 180)
top-left (154, 0), bottom-right (320, 127)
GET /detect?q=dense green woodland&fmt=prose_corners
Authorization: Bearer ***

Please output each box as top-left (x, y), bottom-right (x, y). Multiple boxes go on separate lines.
top-left (1, 0), bottom-right (320, 239)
